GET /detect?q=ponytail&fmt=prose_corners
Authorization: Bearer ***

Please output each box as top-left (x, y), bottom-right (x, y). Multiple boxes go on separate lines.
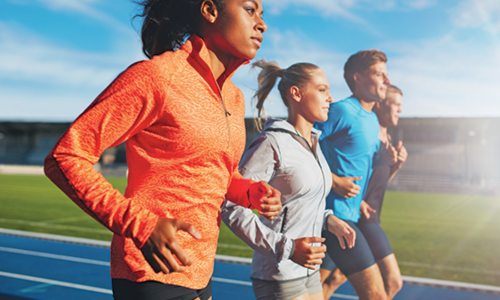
top-left (252, 60), bottom-right (284, 131)
top-left (252, 60), bottom-right (320, 131)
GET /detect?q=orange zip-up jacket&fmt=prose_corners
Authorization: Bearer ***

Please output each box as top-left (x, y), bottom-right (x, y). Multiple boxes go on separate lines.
top-left (44, 35), bottom-right (255, 289)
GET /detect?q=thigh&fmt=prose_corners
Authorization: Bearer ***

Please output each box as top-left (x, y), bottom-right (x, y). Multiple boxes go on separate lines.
top-left (377, 254), bottom-right (402, 287)
top-left (112, 279), bottom-right (212, 300)
top-left (322, 221), bottom-right (376, 277)
top-left (357, 223), bottom-right (393, 261)
top-left (347, 264), bottom-right (385, 300)
top-left (319, 251), bottom-right (335, 272)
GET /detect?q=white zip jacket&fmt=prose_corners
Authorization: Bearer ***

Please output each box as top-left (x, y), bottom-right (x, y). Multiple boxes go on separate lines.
top-left (221, 119), bottom-right (333, 281)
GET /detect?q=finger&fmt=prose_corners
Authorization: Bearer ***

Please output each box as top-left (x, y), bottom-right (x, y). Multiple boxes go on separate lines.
top-left (397, 140), bottom-right (403, 149)
top-left (306, 258), bottom-right (324, 265)
top-left (303, 236), bottom-right (326, 244)
top-left (385, 142), bottom-right (389, 149)
top-left (177, 220), bottom-right (202, 240)
top-left (352, 185), bottom-right (361, 192)
top-left (336, 235), bottom-right (346, 250)
top-left (259, 181), bottom-right (273, 197)
top-left (142, 248), bottom-right (162, 273)
top-left (159, 247), bottom-right (186, 273)
top-left (304, 264), bottom-right (317, 270)
top-left (166, 237), bottom-right (193, 267)
top-left (152, 251), bottom-right (172, 274)
top-left (351, 176), bottom-right (363, 182)
top-left (310, 245), bottom-right (327, 254)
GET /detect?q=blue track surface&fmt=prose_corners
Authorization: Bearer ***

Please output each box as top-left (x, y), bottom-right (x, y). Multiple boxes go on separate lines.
top-left (1, 233), bottom-right (499, 300)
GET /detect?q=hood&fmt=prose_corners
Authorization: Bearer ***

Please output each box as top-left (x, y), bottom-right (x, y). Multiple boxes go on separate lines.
top-left (262, 118), bottom-right (322, 139)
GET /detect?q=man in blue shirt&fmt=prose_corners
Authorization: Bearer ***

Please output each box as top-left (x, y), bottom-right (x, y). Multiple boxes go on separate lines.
top-left (316, 50), bottom-right (396, 300)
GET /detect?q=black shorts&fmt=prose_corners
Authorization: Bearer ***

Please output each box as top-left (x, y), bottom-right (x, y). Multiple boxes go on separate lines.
top-left (112, 278), bottom-right (212, 300)
top-left (321, 221), bottom-right (393, 276)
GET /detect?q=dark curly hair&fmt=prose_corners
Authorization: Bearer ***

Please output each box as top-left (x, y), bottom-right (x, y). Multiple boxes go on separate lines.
top-left (134, 0), bottom-right (225, 59)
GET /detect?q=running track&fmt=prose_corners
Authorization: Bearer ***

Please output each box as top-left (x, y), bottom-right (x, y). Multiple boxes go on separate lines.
top-left (1, 229), bottom-right (499, 300)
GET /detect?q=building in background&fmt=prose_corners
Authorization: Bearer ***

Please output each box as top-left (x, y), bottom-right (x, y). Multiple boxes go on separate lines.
top-left (1, 118), bottom-right (499, 195)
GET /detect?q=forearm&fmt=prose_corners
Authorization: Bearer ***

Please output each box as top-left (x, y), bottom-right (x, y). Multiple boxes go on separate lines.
top-left (225, 171), bottom-right (256, 208)
top-left (388, 162), bottom-right (403, 182)
top-left (221, 200), bottom-right (293, 261)
top-left (45, 149), bottom-right (158, 248)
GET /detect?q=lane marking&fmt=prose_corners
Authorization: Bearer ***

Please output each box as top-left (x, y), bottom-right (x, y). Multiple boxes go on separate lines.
top-left (331, 294), bottom-right (358, 300)
top-left (212, 277), bottom-right (252, 286)
top-left (217, 243), bottom-right (251, 250)
top-left (0, 271), bottom-right (112, 294)
top-left (0, 246), bottom-right (109, 266)
top-left (0, 218), bottom-right (111, 234)
top-left (399, 261), bottom-right (500, 276)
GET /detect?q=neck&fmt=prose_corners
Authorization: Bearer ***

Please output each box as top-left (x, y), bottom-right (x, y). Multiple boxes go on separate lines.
top-left (378, 123), bottom-right (388, 143)
top-left (287, 114), bottom-right (313, 145)
top-left (207, 50), bottom-right (229, 88)
top-left (352, 91), bottom-right (377, 112)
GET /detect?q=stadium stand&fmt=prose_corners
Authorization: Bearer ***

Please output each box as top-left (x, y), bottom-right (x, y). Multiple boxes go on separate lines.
top-left (1, 118), bottom-right (499, 195)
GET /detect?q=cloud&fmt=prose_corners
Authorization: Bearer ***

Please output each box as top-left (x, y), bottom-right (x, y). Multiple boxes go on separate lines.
top-left (0, 22), bottom-right (144, 121)
top-left (450, 0), bottom-right (500, 33)
top-left (32, 0), bottom-right (131, 33)
top-left (235, 28), bottom-right (500, 118)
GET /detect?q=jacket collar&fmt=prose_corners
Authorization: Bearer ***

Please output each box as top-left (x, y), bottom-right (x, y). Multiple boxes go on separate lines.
top-left (181, 34), bottom-right (250, 94)
top-left (263, 118), bottom-right (322, 139)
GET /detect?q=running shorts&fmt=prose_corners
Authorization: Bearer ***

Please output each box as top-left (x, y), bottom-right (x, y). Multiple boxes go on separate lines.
top-left (251, 271), bottom-right (322, 300)
top-left (112, 278), bottom-right (212, 300)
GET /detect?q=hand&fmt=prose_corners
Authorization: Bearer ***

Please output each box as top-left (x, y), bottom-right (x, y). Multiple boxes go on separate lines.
top-left (360, 200), bottom-right (376, 220)
top-left (327, 215), bottom-right (356, 250)
top-left (291, 237), bottom-right (326, 270)
top-left (249, 181), bottom-right (282, 221)
top-left (379, 142), bottom-right (398, 166)
top-left (332, 174), bottom-right (361, 199)
top-left (395, 141), bottom-right (408, 164)
top-left (141, 217), bottom-right (201, 274)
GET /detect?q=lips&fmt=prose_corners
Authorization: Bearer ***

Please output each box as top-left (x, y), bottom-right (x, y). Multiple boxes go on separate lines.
top-left (252, 36), bottom-right (263, 47)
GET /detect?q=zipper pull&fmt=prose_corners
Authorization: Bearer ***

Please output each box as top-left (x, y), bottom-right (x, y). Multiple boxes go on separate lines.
top-left (225, 110), bottom-right (231, 117)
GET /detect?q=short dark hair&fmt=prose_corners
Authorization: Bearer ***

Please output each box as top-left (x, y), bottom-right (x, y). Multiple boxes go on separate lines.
top-left (344, 49), bottom-right (387, 93)
top-left (134, 0), bottom-right (225, 59)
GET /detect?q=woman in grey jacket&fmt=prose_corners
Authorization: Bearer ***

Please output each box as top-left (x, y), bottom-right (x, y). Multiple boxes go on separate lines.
top-left (221, 61), bottom-right (356, 300)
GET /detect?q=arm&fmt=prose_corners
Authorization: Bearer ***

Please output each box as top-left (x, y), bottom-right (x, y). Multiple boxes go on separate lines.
top-left (331, 173), bottom-right (362, 199)
top-left (388, 141), bottom-right (407, 182)
top-left (45, 63), bottom-right (199, 274)
top-left (44, 63), bottom-right (161, 248)
top-left (222, 134), bottom-right (291, 260)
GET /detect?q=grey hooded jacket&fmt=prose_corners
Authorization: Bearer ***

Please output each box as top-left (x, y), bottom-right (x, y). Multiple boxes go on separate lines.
top-left (221, 119), bottom-right (333, 281)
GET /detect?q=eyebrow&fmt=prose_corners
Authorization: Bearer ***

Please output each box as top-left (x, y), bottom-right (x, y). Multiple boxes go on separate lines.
top-left (247, 0), bottom-right (264, 15)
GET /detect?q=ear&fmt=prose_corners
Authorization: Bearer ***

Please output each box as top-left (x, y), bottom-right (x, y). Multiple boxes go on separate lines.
top-left (200, 0), bottom-right (218, 24)
top-left (289, 86), bottom-right (302, 103)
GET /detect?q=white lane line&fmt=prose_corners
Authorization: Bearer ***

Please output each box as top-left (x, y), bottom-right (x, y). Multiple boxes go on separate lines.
top-left (0, 218), bottom-right (111, 234)
top-left (0, 246), bottom-right (109, 266)
top-left (331, 294), bottom-right (358, 299)
top-left (212, 277), bottom-right (252, 286)
top-left (0, 271), bottom-right (112, 294)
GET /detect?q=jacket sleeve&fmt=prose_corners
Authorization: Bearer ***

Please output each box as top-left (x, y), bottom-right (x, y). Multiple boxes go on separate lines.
top-left (44, 62), bottom-right (165, 249)
top-left (323, 208), bottom-right (334, 231)
top-left (221, 134), bottom-right (294, 262)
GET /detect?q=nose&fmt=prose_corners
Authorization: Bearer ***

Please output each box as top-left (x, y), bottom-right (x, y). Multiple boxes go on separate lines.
top-left (384, 74), bottom-right (391, 85)
top-left (257, 14), bottom-right (267, 33)
top-left (327, 92), bottom-right (334, 103)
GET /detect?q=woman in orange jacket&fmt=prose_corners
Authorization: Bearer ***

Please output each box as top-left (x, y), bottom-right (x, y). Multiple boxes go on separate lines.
top-left (44, 0), bottom-right (281, 299)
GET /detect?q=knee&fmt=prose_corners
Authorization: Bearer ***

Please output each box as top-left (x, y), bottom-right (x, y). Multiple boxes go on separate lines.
top-left (387, 277), bottom-right (403, 296)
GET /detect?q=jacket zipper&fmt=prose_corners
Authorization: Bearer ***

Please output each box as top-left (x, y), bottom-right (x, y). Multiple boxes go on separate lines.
top-left (215, 75), bottom-right (231, 145)
top-left (280, 207), bottom-right (289, 233)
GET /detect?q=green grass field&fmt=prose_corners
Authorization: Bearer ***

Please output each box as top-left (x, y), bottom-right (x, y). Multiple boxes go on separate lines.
top-left (1, 174), bottom-right (499, 287)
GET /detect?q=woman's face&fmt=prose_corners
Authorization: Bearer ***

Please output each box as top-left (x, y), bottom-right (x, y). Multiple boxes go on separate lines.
top-left (298, 69), bottom-right (334, 123)
top-left (210, 0), bottom-right (267, 61)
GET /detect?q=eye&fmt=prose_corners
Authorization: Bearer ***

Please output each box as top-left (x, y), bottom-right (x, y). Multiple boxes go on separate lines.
top-left (246, 7), bottom-right (256, 15)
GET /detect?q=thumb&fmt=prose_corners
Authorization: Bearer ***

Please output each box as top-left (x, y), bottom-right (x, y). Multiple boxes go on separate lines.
top-left (352, 176), bottom-right (362, 182)
top-left (259, 181), bottom-right (273, 197)
top-left (177, 220), bottom-right (202, 239)
top-left (385, 142), bottom-right (389, 150)
top-left (397, 140), bottom-right (403, 149)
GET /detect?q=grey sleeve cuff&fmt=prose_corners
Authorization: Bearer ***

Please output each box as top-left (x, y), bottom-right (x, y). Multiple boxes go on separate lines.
top-left (323, 209), bottom-right (334, 231)
top-left (281, 237), bottom-right (295, 261)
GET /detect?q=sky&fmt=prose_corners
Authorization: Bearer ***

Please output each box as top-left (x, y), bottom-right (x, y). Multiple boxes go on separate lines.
top-left (1, 0), bottom-right (500, 121)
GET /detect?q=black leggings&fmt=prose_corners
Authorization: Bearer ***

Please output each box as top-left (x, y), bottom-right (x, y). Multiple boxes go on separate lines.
top-left (112, 278), bottom-right (212, 300)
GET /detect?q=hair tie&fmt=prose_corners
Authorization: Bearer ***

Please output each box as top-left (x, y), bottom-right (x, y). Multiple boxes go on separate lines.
top-left (277, 69), bottom-right (285, 78)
